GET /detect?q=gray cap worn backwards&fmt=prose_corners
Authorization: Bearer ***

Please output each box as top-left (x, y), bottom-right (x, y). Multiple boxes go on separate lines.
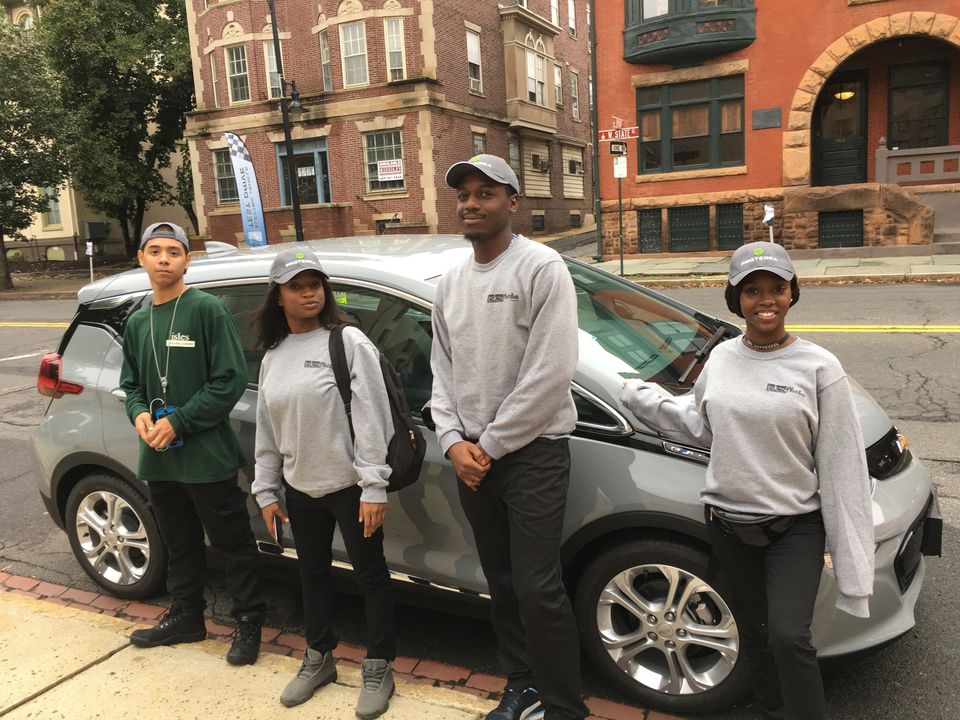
top-left (269, 248), bottom-right (328, 285)
top-left (728, 241), bottom-right (797, 286)
top-left (445, 154), bottom-right (520, 196)
top-left (140, 222), bottom-right (190, 251)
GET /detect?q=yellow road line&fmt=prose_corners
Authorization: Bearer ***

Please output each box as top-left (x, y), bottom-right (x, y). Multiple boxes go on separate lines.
top-left (787, 324), bottom-right (960, 333)
top-left (0, 322), bottom-right (69, 328)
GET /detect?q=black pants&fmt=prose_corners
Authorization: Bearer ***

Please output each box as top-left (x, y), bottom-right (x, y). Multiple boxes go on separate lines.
top-left (148, 477), bottom-right (265, 621)
top-left (458, 438), bottom-right (587, 720)
top-left (706, 508), bottom-right (827, 720)
top-left (285, 482), bottom-right (396, 660)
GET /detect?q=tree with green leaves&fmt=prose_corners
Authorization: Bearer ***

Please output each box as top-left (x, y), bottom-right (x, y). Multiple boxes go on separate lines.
top-left (0, 21), bottom-right (70, 290)
top-left (39, 0), bottom-right (195, 256)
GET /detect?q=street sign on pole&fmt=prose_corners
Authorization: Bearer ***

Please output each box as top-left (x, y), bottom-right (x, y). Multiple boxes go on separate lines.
top-left (613, 156), bottom-right (627, 178)
top-left (598, 127), bottom-right (640, 142)
top-left (609, 141), bottom-right (628, 155)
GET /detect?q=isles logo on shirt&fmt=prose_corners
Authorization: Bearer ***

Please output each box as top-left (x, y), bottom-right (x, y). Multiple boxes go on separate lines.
top-left (165, 332), bottom-right (195, 348)
top-left (487, 292), bottom-right (519, 303)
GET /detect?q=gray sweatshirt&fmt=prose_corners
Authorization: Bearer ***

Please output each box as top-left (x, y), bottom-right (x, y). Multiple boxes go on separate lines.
top-left (253, 326), bottom-right (392, 506)
top-left (621, 337), bottom-right (875, 617)
top-left (430, 235), bottom-right (578, 459)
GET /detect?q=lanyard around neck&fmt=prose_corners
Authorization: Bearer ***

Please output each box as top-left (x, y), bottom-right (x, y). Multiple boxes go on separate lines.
top-left (149, 289), bottom-right (185, 397)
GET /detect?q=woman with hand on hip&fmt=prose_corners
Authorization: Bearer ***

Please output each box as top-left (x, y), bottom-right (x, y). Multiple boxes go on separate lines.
top-left (252, 248), bottom-right (396, 720)
top-left (621, 242), bottom-right (874, 720)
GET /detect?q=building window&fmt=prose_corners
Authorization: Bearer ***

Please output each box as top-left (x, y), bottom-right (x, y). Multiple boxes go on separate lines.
top-left (41, 188), bottom-right (61, 228)
top-left (508, 137), bottom-right (523, 193)
top-left (467, 30), bottom-right (482, 93)
top-left (17, 13), bottom-right (34, 30)
top-left (699, 0), bottom-right (729, 6)
top-left (364, 130), bottom-right (404, 193)
top-left (319, 30), bottom-right (333, 92)
top-left (384, 18), bottom-right (406, 82)
top-left (264, 42), bottom-right (282, 99)
top-left (471, 132), bottom-right (486, 156)
top-left (210, 54), bottom-right (220, 107)
top-left (588, 77), bottom-right (594, 111)
top-left (551, 0), bottom-right (560, 25)
top-left (213, 150), bottom-right (239, 204)
top-left (571, 71), bottom-right (580, 120)
top-left (225, 45), bottom-right (250, 103)
top-left (889, 62), bottom-right (948, 150)
top-left (637, 75), bottom-right (744, 173)
top-left (642, 0), bottom-right (669, 20)
top-left (568, 0), bottom-right (577, 36)
top-left (340, 21), bottom-right (368, 87)
top-left (586, 2), bottom-right (591, 40)
top-left (554, 65), bottom-right (563, 105)
top-left (532, 214), bottom-right (546, 232)
top-left (526, 50), bottom-right (546, 106)
top-left (278, 140), bottom-right (331, 206)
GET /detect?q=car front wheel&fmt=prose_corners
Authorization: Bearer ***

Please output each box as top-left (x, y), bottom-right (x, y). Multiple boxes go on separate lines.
top-left (65, 473), bottom-right (166, 599)
top-left (574, 538), bottom-right (750, 714)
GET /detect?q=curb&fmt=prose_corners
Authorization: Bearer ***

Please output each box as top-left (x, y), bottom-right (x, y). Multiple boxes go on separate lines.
top-left (0, 572), bottom-right (675, 720)
top-left (0, 291), bottom-right (79, 301)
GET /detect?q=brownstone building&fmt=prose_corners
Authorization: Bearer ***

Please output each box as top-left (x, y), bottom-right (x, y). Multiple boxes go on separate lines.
top-left (595, 0), bottom-right (960, 255)
top-left (185, 0), bottom-right (595, 244)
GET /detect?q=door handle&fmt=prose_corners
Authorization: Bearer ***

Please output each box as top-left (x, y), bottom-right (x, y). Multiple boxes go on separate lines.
top-left (111, 388), bottom-right (127, 403)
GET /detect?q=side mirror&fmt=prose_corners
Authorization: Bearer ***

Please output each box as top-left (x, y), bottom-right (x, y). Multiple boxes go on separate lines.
top-left (420, 403), bottom-right (436, 432)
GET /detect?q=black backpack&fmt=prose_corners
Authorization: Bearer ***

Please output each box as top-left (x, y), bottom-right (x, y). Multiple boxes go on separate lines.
top-left (328, 325), bottom-right (425, 493)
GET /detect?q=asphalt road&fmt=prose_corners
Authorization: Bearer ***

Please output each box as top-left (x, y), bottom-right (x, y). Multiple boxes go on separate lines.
top-left (1, 286), bottom-right (958, 719)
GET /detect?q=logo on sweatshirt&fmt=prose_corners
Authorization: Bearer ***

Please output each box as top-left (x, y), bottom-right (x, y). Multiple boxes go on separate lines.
top-left (304, 360), bottom-right (332, 369)
top-left (487, 292), bottom-right (519, 303)
top-left (165, 332), bottom-right (195, 348)
top-left (766, 383), bottom-right (806, 399)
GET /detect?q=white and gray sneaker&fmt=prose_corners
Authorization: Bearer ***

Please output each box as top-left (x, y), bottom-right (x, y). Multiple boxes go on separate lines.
top-left (355, 658), bottom-right (395, 719)
top-left (280, 647), bottom-right (337, 707)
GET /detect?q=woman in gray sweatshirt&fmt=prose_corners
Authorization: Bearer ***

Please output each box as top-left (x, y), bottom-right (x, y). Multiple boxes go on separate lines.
top-left (251, 248), bottom-right (395, 720)
top-left (621, 242), bottom-right (874, 720)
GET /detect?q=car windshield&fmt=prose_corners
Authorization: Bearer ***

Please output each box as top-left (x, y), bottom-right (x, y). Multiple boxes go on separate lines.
top-left (565, 259), bottom-right (721, 391)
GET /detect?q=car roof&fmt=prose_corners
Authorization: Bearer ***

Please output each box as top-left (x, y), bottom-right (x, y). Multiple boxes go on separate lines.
top-left (79, 234), bottom-right (473, 304)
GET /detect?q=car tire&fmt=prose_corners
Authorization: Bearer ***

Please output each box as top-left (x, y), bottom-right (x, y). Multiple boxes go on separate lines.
top-left (574, 537), bottom-right (750, 714)
top-left (65, 473), bottom-right (166, 599)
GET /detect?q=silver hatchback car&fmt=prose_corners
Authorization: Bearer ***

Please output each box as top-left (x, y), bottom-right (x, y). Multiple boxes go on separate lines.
top-left (33, 235), bottom-right (940, 714)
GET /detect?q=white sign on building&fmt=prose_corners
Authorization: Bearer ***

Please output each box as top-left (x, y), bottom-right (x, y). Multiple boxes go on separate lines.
top-left (377, 159), bottom-right (404, 181)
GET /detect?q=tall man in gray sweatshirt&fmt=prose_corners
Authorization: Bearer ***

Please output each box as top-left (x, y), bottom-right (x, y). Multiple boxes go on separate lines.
top-left (431, 154), bottom-right (587, 720)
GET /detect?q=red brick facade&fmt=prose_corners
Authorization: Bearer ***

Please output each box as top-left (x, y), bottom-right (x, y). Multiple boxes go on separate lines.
top-left (185, 0), bottom-right (595, 245)
top-left (595, 1), bottom-right (960, 254)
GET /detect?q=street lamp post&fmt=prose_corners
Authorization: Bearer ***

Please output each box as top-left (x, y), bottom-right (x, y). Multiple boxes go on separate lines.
top-left (266, 0), bottom-right (305, 243)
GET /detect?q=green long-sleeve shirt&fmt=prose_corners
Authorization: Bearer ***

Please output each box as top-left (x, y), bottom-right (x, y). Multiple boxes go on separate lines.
top-left (120, 287), bottom-right (247, 483)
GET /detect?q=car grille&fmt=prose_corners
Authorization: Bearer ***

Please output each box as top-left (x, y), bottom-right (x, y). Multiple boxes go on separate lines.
top-left (894, 494), bottom-right (933, 593)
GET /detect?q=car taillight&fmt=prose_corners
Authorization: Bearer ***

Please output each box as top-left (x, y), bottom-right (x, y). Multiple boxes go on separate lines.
top-left (37, 352), bottom-right (84, 399)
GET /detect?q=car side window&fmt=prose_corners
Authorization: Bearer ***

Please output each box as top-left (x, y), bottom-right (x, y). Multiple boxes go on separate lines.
top-left (203, 283), bottom-right (268, 383)
top-left (331, 285), bottom-right (433, 417)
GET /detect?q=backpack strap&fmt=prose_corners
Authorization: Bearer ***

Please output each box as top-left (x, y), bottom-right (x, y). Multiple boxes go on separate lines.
top-left (328, 325), bottom-right (356, 442)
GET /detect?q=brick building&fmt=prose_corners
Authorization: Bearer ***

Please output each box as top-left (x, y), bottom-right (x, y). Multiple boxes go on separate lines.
top-left (595, 0), bottom-right (960, 255)
top-left (184, 0), bottom-right (595, 245)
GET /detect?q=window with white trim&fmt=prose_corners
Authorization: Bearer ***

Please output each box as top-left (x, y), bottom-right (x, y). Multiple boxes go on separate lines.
top-left (41, 187), bottom-right (61, 227)
top-left (225, 45), bottom-right (250, 103)
top-left (571, 71), bottom-right (580, 120)
top-left (568, 0), bottom-right (577, 36)
top-left (384, 18), bottom-right (406, 82)
top-left (472, 132), bottom-right (486, 156)
top-left (466, 30), bottom-right (482, 93)
top-left (526, 50), bottom-right (546, 106)
top-left (210, 53), bottom-right (220, 107)
top-left (340, 21), bottom-right (368, 87)
top-left (551, 0), bottom-right (559, 25)
top-left (554, 65), bottom-right (563, 106)
top-left (264, 42), bottom-right (282, 99)
top-left (319, 30), bottom-right (333, 92)
top-left (364, 130), bottom-right (404, 193)
top-left (277, 139), bottom-right (331, 206)
top-left (213, 150), bottom-right (239, 204)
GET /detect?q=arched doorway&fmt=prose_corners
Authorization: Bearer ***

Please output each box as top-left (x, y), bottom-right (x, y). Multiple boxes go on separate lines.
top-left (783, 12), bottom-right (960, 187)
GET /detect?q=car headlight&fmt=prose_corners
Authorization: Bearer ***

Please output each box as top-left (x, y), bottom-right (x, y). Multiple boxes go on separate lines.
top-left (865, 427), bottom-right (911, 480)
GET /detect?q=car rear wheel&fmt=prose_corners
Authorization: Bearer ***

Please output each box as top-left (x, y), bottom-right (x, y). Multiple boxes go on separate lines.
top-left (65, 473), bottom-right (166, 599)
top-left (574, 538), bottom-right (750, 714)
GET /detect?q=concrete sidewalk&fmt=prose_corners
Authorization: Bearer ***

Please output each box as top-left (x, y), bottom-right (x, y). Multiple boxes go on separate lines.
top-left (0, 589), bottom-right (495, 720)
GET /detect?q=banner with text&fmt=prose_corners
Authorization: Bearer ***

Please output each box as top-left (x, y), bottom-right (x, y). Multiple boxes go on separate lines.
top-left (224, 133), bottom-right (267, 247)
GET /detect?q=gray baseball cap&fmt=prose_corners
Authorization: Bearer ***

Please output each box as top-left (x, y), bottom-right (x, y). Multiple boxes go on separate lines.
top-left (269, 248), bottom-right (328, 285)
top-left (140, 222), bottom-right (190, 251)
top-left (445, 154), bottom-right (520, 196)
top-left (728, 242), bottom-right (796, 286)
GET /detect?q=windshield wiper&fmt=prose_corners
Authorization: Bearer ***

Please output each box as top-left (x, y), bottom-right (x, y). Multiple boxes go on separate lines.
top-left (678, 326), bottom-right (728, 384)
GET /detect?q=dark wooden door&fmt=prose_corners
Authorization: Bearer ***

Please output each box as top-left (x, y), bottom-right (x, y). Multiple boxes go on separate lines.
top-left (813, 73), bottom-right (867, 186)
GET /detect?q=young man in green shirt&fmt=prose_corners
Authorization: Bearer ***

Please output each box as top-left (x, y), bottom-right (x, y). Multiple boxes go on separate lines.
top-left (120, 222), bottom-right (266, 665)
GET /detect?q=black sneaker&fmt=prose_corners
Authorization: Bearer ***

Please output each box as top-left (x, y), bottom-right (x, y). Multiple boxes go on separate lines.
top-left (226, 615), bottom-right (261, 666)
top-left (486, 688), bottom-right (543, 720)
top-left (130, 607), bottom-right (207, 648)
